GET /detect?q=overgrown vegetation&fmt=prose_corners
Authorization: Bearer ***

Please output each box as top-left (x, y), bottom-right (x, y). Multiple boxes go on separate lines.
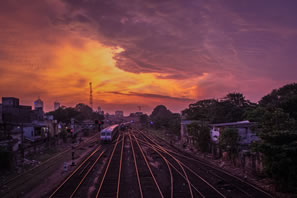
top-left (218, 128), bottom-right (240, 163)
top-left (149, 105), bottom-right (181, 136)
top-left (182, 93), bottom-right (256, 123)
top-left (245, 84), bottom-right (297, 192)
top-left (46, 103), bottom-right (104, 123)
top-left (182, 83), bottom-right (297, 192)
top-left (187, 123), bottom-right (210, 152)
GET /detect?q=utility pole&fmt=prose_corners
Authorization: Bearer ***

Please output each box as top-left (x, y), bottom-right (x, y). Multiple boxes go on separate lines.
top-left (53, 120), bottom-right (57, 150)
top-left (20, 123), bottom-right (24, 168)
top-left (137, 106), bottom-right (143, 111)
top-left (89, 82), bottom-right (93, 110)
top-left (71, 118), bottom-right (75, 166)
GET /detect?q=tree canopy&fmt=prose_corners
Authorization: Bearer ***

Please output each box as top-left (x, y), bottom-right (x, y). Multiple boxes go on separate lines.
top-left (182, 83), bottom-right (297, 191)
top-left (245, 83), bottom-right (297, 191)
top-left (182, 93), bottom-right (256, 123)
top-left (259, 83), bottom-right (297, 120)
top-left (150, 105), bottom-right (181, 135)
top-left (46, 103), bottom-right (104, 123)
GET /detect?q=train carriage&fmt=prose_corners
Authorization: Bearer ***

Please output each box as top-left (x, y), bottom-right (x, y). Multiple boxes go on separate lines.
top-left (100, 124), bottom-right (119, 143)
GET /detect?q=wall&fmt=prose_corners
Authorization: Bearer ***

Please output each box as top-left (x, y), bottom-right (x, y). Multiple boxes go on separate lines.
top-left (23, 126), bottom-right (34, 140)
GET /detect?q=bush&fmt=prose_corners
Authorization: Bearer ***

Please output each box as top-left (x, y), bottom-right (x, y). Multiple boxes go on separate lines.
top-left (219, 127), bottom-right (239, 162)
top-left (187, 123), bottom-right (210, 152)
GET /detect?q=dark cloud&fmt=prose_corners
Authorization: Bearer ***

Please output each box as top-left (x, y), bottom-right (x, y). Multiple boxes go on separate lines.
top-left (60, 0), bottom-right (297, 85)
top-left (108, 91), bottom-right (194, 102)
top-left (60, 0), bottom-right (216, 76)
top-left (75, 78), bottom-right (88, 88)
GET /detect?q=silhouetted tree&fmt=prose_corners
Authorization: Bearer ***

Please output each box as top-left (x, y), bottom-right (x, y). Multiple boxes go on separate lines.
top-left (260, 83), bottom-right (297, 120)
top-left (219, 128), bottom-right (240, 163)
top-left (246, 83), bottom-right (297, 192)
top-left (150, 105), bottom-right (172, 129)
top-left (47, 103), bottom-right (104, 122)
top-left (47, 107), bottom-right (80, 123)
top-left (150, 105), bottom-right (181, 135)
top-left (247, 106), bottom-right (297, 191)
top-left (183, 93), bottom-right (256, 123)
top-left (139, 114), bottom-right (149, 127)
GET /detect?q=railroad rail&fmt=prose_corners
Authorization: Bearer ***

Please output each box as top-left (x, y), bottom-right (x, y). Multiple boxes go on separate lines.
top-left (49, 145), bottom-right (105, 198)
top-left (95, 134), bottom-right (123, 198)
top-left (1, 127), bottom-right (274, 197)
top-left (128, 132), bottom-right (165, 198)
top-left (137, 129), bottom-right (273, 198)
top-left (134, 131), bottom-right (224, 198)
top-left (0, 132), bottom-right (99, 198)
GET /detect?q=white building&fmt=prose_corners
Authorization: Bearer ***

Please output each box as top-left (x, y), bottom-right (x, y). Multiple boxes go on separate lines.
top-left (23, 122), bottom-right (49, 142)
top-left (181, 120), bottom-right (259, 148)
top-left (210, 121), bottom-right (259, 146)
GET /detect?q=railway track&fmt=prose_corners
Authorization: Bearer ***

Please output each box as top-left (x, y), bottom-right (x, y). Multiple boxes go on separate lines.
top-left (128, 132), bottom-right (165, 198)
top-left (134, 133), bottom-right (191, 198)
top-left (137, 129), bottom-right (273, 198)
top-left (49, 134), bottom-right (124, 198)
top-left (0, 133), bottom-right (99, 198)
top-left (49, 145), bottom-right (105, 198)
top-left (95, 134), bottom-right (124, 198)
top-left (2, 127), bottom-right (274, 197)
top-left (134, 131), bottom-right (224, 198)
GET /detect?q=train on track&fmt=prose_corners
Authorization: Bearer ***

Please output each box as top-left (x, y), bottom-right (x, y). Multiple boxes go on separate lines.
top-left (100, 124), bottom-right (119, 143)
top-left (119, 121), bottom-right (132, 131)
top-left (100, 122), bottom-right (132, 143)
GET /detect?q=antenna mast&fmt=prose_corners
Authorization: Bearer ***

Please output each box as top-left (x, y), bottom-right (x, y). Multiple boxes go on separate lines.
top-left (137, 106), bottom-right (142, 111)
top-left (89, 82), bottom-right (93, 110)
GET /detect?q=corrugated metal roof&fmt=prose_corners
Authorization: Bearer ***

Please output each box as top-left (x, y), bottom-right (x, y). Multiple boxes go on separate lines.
top-left (210, 120), bottom-right (257, 127)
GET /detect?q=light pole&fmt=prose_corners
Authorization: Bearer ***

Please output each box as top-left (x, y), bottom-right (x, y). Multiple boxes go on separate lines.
top-left (71, 118), bottom-right (75, 166)
top-left (53, 120), bottom-right (57, 149)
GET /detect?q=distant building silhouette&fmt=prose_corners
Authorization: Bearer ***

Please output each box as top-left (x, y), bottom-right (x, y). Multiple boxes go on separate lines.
top-left (34, 97), bottom-right (43, 111)
top-left (97, 106), bottom-right (104, 115)
top-left (54, 102), bottom-right (60, 110)
top-left (115, 110), bottom-right (124, 118)
top-left (1, 97), bottom-right (32, 123)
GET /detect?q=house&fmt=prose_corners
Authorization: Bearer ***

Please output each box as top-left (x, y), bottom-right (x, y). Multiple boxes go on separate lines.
top-left (180, 119), bottom-right (259, 151)
top-left (23, 122), bottom-right (49, 142)
top-left (209, 120), bottom-right (259, 147)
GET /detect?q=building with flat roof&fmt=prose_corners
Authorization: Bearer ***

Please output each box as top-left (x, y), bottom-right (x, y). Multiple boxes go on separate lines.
top-left (2, 97), bottom-right (19, 107)
top-left (209, 120), bottom-right (259, 146)
top-left (1, 97), bottom-right (32, 123)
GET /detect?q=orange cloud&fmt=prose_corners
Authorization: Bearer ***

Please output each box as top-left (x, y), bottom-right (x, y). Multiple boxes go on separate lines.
top-left (42, 38), bottom-right (200, 110)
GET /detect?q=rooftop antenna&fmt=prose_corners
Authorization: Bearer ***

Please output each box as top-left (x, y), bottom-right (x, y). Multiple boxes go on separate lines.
top-left (89, 82), bottom-right (93, 110)
top-left (137, 106), bottom-right (142, 111)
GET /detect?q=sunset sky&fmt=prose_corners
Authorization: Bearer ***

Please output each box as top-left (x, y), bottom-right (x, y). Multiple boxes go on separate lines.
top-left (1, 0), bottom-right (297, 114)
